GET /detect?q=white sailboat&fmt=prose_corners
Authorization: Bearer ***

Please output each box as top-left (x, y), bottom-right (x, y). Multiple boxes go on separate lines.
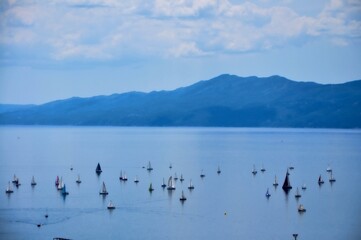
top-left (5, 181), bottom-right (13, 194)
top-left (252, 165), bottom-right (257, 175)
top-left (301, 183), bottom-right (307, 190)
top-left (217, 166), bottom-right (221, 174)
top-left (134, 175), bottom-right (139, 183)
top-left (273, 175), bottom-right (278, 186)
top-left (180, 174), bottom-right (184, 182)
top-left (295, 187), bottom-right (301, 198)
top-left (167, 176), bottom-right (176, 190)
top-left (298, 204), bottom-right (306, 212)
top-left (57, 177), bottom-right (63, 190)
top-left (123, 172), bottom-right (128, 181)
top-left (180, 190), bottom-right (187, 201)
top-left (119, 170), bottom-right (123, 180)
top-left (12, 174), bottom-right (18, 184)
top-left (107, 201), bottom-right (115, 209)
top-left (76, 175), bottom-right (81, 184)
top-left (200, 169), bottom-right (205, 178)
top-left (31, 176), bottom-right (37, 186)
top-left (147, 161), bottom-right (153, 171)
top-left (99, 181), bottom-right (108, 195)
top-left (260, 164), bottom-right (266, 172)
top-left (174, 172), bottom-right (178, 180)
top-left (161, 178), bottom-right (166, 188)
top-left (188, 179), bottom-right (194, 190)
top-left (326, 164), bottom-right (332, 172)
top-left (329, 172), bottom-right (336, 182)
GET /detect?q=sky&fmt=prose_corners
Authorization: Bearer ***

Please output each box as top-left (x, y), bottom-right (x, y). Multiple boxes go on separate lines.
top-left (0, 0), bottom-right (361, 104)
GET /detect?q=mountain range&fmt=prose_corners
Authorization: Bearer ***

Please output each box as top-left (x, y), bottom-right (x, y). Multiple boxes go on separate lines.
top-left (0, 74), bottom-right (360, 128)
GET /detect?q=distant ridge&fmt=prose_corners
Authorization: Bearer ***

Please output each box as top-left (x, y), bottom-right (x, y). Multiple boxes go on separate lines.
top-left (0, 74), bottom-right (360, 128)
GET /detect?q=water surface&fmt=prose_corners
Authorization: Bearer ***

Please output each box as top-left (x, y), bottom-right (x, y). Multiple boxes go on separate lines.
top-left (0, 127), bottom-right (360, 239)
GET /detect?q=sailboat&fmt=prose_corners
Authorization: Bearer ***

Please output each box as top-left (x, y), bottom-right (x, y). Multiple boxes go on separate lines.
top-left (15, 178), bottom-right (21, 187)
top-left (265, 188), bottom-right (271, 198)
top-left (55, 176), bottom-right (59, 186)
top-left (99, 181), bottom-right (108, 195)
top-left (57, 177), bottom-right (63, 190)
top-left (188, 179), bottom-right (194, 190)
top-left (326, 164), bottom-right (332, 172)
top-left (200, 169), bottom-right (205, 178)
top-left (260, 164), bottom-right (266, 172)
top-left (76, 175), bottom-right (81, 184)
top-left (149, 183), bottom-right (154, 192)
top-left (123, 172), bottom-right (128, 181)
top-left (134, 176), bottom-right (139, 183)
top-left (5, 181), bottom-right (13, 194)
top-left (273, 175), bottom-right (279, 187)
top-left (107, 201), bottom-right (115, 210)
top-left (252, 165), bottom-right (257, 175)
top-left (119, 171), bottom-right (123, 181)
top-left (12, 174), bottom-right (18, 184)
top-left (295, 187), bottom-right (301, 198)
top-left (147, 161), bottom-right (153, 171)
top-left (180, 174), bottom-right (184, 182)
top-left (167, 176), bottom-right (176, 190)
top-left (169, 163), bottom-right (172, 169)
top-left (282, 169), bottom-right (292, 191)
top-left (298, 204), bottom-right (306, 212)
top-left (180, 191), bottom-right (187, 201)
top-left (318, 175), bottom-right (324, 185)
top-left (31, 176), bottom-right (37, 186)
top-left (62, 184), bottom-right (69, 196)
top-left (95, 163), bottom-right (102, 174)
top-left (161, 178), bottom-right (166, 188)
top-left (329, 172), bottom-right (336, 182)
top-left (301, 183), bottom-right (307, 190)
top-left (217, 166), bottom-right (221, 174)
top-left (174, 173), bottom-right (178, 181)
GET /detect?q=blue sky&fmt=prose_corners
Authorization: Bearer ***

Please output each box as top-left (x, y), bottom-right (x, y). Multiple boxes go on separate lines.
top-left (0, 0), bottom-right (361, 104)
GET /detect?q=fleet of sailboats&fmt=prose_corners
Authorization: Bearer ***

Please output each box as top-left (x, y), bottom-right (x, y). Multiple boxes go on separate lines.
top-left (5, 162), bottom-right (339, 215)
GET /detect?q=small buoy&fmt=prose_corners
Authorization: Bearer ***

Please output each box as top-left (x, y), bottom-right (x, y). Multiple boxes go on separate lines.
top-left (224, 212), bottom-right (227, 215)
top-left (45, 214), bottom-right (48, 218)
top-left (37, 224), bottom-right (41, 228)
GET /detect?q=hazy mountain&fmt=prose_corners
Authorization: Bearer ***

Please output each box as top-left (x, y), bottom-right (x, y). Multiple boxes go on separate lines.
top-left (1, 74), bottom-right (360, 128)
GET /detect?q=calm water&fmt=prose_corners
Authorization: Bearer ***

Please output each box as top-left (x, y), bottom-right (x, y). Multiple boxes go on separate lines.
top-left (0, 127), bottom-right (360, 240)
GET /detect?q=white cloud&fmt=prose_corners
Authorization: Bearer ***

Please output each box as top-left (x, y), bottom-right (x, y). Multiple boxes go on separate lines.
top-left (1, 0), bottom-right (360, 62)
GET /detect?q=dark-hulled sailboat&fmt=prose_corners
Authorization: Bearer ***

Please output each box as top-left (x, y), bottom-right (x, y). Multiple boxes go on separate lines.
top-left (96, 163), bottom-right (102, 174)
top-left (282, 169), bottom-right (292, 192)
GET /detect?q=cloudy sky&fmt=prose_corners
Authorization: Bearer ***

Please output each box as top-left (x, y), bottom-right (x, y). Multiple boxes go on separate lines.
top-left (1, 0), bottom-right (361, 104)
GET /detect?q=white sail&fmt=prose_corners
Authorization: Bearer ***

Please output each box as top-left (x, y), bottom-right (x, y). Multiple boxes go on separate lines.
top-left (31, 176), bottom-right (36, 185)
top-left (76, 175), bottom-right (81, 183)
top-left (102, 182), bottom-right (107, 193)
top-left (167, 176), bottom-right (175, 190)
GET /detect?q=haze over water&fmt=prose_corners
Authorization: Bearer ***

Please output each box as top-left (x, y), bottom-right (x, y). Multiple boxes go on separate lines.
top-left (0, 127), bottom-right (360, 240)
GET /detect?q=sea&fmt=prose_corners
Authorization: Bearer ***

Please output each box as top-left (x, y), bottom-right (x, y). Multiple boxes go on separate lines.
top-left (0, 126), bottom-right (360, 240)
